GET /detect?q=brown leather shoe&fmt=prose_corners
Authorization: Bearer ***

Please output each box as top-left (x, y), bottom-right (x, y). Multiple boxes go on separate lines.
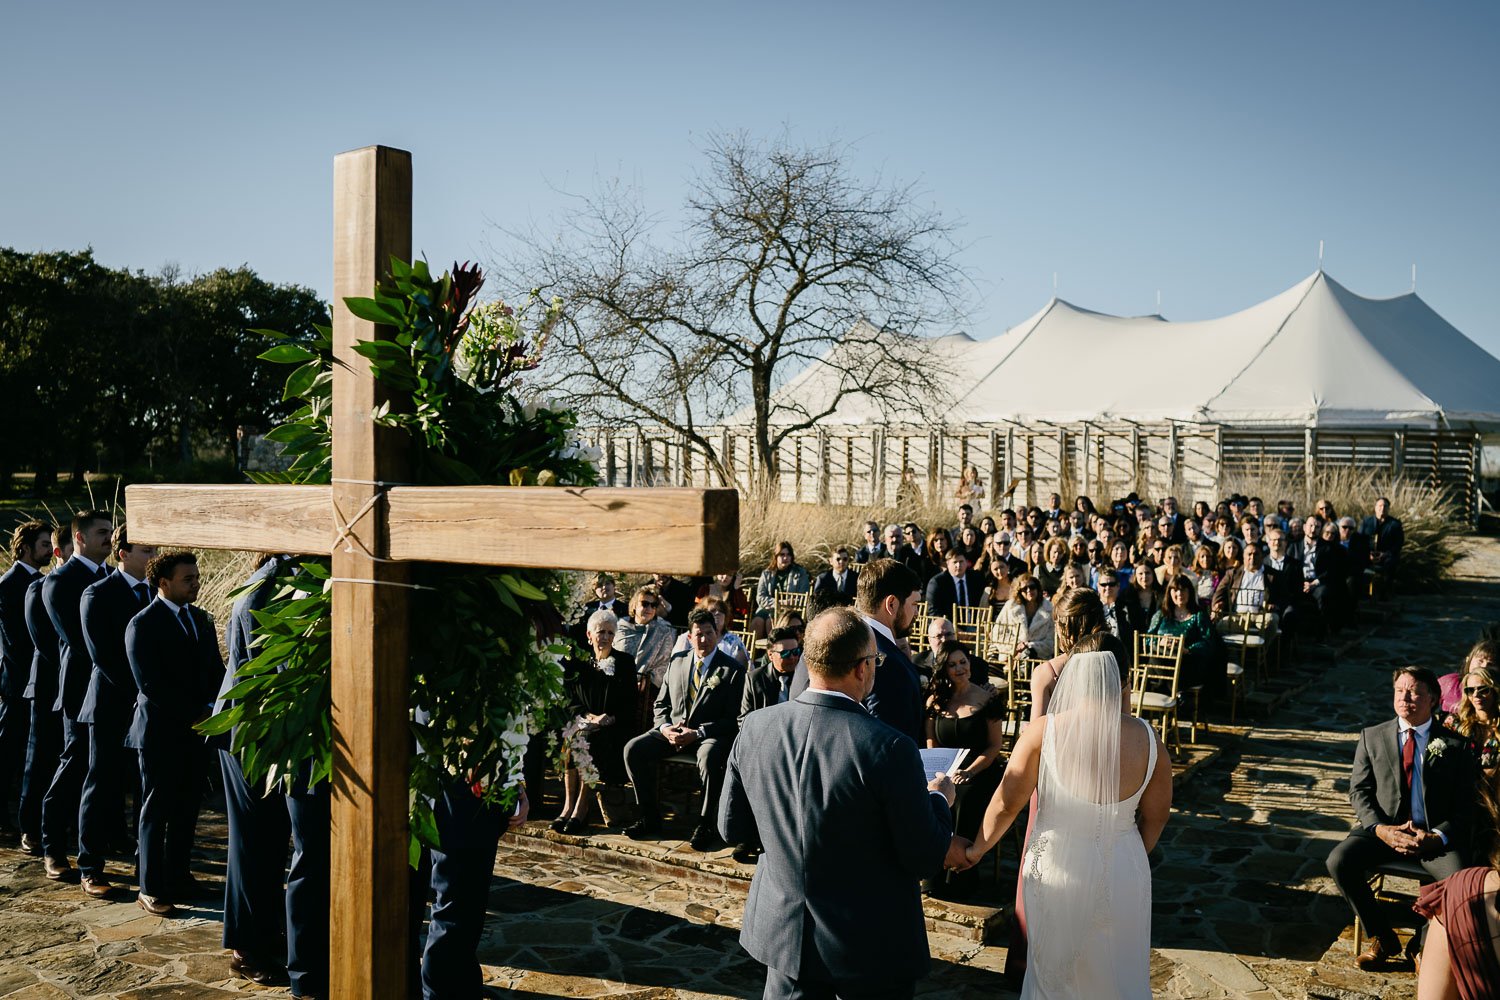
top-left (137, 893), bottom-right (176, 917)
top-left (43, 855), bottom-right (73, 881)
top-left (20, 832), bottom-right (42, 856)
top-left (230, 952), bottom-right (290, 987)
top-left (1356, 934), bottom-right (1399, 970)
top-left (80, 874), bottom-right (114, 899)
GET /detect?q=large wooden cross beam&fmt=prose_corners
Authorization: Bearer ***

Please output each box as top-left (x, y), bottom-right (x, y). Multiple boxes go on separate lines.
top-left (125, 145), bottom-right (738, 1000)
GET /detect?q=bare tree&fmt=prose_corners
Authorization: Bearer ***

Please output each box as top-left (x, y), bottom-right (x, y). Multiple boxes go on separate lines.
top-left (504, 133), bottom-right (967, 486)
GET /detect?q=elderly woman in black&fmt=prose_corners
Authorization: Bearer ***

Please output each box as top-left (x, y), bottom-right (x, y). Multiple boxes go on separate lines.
top-left (555, 610), bottom-right (640, 833)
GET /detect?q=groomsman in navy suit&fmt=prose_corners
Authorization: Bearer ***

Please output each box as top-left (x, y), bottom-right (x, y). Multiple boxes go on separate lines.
top-left (215, 554), bottom-right (293, 986)
top-left (790, 559), bottom-right (926, 744)
top-left (19, 526), bottom-right (71, 855)
top-left (0, 522), bottom-right (52, 838)
top-left (41, 509), bottom-right (114, 880)
top-left (124, 552), bottom-right (224, 916)
top-left (74, 527), bottom-right (156, 897)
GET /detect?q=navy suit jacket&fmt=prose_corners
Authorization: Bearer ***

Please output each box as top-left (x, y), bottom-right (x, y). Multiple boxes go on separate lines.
top-left (812, 569), bottom-right (858, 604)
top-left (788, 622), bottom-right (925, 744)
top-left (719, 690), bottom-right (953, 983)
top-left (0, 563), bottom-right (40, 700)
top-left (212, 556), bottom-right (285, 750)
top-left (23, 575), bottom-right (57, 704)
top-left (924, 571), bottom-right (982, 621)
top-left (43, 556), bottom-right (105, 719)
top-left (79, 570), bottom-right (152, 725)
top-left (124, 599), bottom-right (225, 750)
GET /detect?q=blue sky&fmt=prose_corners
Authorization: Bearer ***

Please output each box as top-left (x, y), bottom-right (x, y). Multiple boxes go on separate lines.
top-left (4, 2), bottom-right (1497, 355)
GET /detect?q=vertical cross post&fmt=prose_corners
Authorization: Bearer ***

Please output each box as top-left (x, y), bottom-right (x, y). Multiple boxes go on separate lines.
top-left (330, 145), bottom-right (413, 1000)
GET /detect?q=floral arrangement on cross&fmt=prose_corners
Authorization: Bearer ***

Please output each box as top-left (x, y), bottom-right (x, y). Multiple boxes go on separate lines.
top-left (201, 258), bottom-right (600, 864)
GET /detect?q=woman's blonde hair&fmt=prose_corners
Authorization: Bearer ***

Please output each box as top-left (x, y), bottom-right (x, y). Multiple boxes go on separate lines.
top-left (1453, 659), bottom-right (1500, 737)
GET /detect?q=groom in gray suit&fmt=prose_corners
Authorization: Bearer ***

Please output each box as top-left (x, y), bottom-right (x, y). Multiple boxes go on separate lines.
top-left (720, 606), bottom-right (970, 999)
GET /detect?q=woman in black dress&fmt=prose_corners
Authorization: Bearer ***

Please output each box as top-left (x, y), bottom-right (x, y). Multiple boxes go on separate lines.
top-left (554, 609), bottom-right (639, 834)
top-left (923, 640), bottom-right (1006, 898)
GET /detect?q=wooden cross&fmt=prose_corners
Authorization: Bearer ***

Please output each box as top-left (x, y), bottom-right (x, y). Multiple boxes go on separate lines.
top-left (125, 146), bottom-right (738, 1000)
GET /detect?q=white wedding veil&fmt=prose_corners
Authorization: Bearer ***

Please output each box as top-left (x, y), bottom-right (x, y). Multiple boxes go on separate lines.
top-left (1028, 649), bottom-right (1124, 989)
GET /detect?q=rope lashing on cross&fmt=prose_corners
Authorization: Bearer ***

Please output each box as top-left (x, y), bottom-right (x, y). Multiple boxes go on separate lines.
top-left (326, 476), bottom-right (438, 591)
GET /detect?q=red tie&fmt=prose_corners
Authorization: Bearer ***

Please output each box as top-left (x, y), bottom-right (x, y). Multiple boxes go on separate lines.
top-left (1401, 729), bottom-right (1416, 795)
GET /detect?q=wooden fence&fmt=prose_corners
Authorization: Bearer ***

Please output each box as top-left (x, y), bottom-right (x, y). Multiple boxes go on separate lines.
top-left (584, 424), bottom-right (1483, 523)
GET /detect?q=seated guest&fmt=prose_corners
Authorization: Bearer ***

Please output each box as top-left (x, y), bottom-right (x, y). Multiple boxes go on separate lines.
top-left (624, 609), bottom-right (747, 851)
top-left (1055, 562), bottom-right (1090, 602)
top-left (1191, 544), bottom-right (1220, 606)
top-left (1155, 513), bottom-right (1184, 548)
top-left (1154, 544), bottom-right (1195, 589)
top-left (813, 548), bottom-right (859, 607)
top-left (956, 525), bottom-right (985, 566)
top-left (695, 571), bottom-right (751, 631)
top-left (1109, 540), bottom-right (1134, 584)
top-left (1210, 514), bottom-right (1235, 547)
top-left (926, 549), bottom-right (982, 621)
top-left (1149, 575), bottom-right (1226, 691)
top-left (1290, 516), bottom-right (1343, 632)
top-left (994, 573), bottom-right (1054, 662)
top-left (917, 529), bottom-right (951, 585)
top-left (1362, 497), bottom-right (1405, 598)
top-left (1239, 515), bottom-right (1267, 557)
top-left (981, 553), bottom-right (1016, 613)
top-left (1095, 573), bottom-right (1135, 654)
top-left (1451, 642), bottom-right (1500, 772)
top-left (577, 572), bottom-right (628, 623)
top-left (902, 522), bottom-right (926, 561)
top-left (651, 573), bottom-right (697, 630)
top-left (979, 515), bottom-right (998, 538)
top-left (1335, 515), bottom-right (1371, 608)
top-left (1139, 530), bottom-right (1164, 566)
top-left (555, 611), bottom-right (639, 834)
top-left (1327, 667), bottom-right (1474, 970)
top-left (1066, 534), bottom-right (1089, 568)
top-left (615, 585), bottom-right (677, 731)
top-left (881, 523), bottom-right (912, 565)
top-left (672, 596), bottom-right (751, 666)
top-left (923, 640), bottom-right (1004, 899)
top-left (739, 627), bottom-right (803, 727)
top-left (1274, 499), bottom-right (1295, 530)
top-left (912, 617), bottom-right (957, 687)
top-left (951, 503), bottom-right (978, 543)
top-left (1124, 561), bottom-right (1161, 637)
top-left (1218, 537), bottom-right (1245, 578)
top-left (1211, 541), bottom-right (1284, 619)
top-left (1315, 498), bottom-right (1338, 525)
top-left (854, 521), bottom-right (887, 564)
top-left (1035, 538), bottom-right (1068, 599)
top-left (753, 542), bottom-right (810, 641)
top-left (1182, 517), bottom-right (1215, 561)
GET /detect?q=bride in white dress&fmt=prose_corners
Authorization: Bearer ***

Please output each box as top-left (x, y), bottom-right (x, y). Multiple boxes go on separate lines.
top-left (962, 650), bottom-right (1172, 999)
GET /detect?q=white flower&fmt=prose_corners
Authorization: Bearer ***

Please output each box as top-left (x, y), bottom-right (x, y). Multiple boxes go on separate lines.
top-left (595, 656), bottom-right (616, 676)
top-left (705, 673), bottom-right (722, 691)
top-left (1427, 737), bottom-right (1447, 760)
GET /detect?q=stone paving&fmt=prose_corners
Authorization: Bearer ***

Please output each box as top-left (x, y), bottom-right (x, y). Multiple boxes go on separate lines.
top-left (0, 539), bottom-right (1496, 999)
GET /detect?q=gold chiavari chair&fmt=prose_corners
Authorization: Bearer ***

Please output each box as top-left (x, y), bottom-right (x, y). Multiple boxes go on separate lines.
top-left (1131, 633), bottom-right (1186, 755)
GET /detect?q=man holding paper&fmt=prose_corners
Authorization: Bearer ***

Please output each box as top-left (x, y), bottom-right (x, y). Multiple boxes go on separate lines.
top-left (720, 607), bottom-right (970, 999)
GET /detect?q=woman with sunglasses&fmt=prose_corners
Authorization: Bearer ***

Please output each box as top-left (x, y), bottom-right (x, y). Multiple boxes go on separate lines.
top-left (923, 639), bottom-right (1005, 900)
top-left (614, 585), bottom-right (677, 719)
top-left (1453, 642), bottom-right (1500, 773)
top-left (995, 572), bottom-right (1055, 664)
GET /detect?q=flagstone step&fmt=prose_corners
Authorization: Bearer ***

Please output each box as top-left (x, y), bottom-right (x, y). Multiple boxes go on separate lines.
top-left (507, 823), bottom-right (1009, 944)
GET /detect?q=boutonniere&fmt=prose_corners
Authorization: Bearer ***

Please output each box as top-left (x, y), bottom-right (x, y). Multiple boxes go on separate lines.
top-left (595, 656), bottom-right (616, 677)
top-left (705, 673), bottom-right (723, 691)
top-left (1427, 737), bottom-right (1448, 762)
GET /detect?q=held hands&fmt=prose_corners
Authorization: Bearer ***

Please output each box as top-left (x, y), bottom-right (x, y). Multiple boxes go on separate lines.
top-left (664, 724), bottom-right (701, 749)
top-left (1376, 822), bottom-right (1439, 857)
top-left (944, 836), bottom-right (976, 872)
top-left (928, 772), bottom-right (956, 806)
top-left (507, 788), bottom-right (529, 832)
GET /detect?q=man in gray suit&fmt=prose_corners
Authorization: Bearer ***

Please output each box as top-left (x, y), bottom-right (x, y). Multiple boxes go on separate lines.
top-left (1326, 666), bottom-right (1474, 970)
top-left (720, 607), bottom-right (971, 999)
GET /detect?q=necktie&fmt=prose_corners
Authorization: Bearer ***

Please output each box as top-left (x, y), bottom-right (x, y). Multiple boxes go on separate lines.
top-left (1400, 728), bottom-right (1418, 824)
top-left (957, 578), bottom-right (967, 608)
top-left (134, 584), bottom-right (150, 606)
top-left (178, 606), bottom-right (195, 640)
top-left (689, 659), bottom-right (704, 702)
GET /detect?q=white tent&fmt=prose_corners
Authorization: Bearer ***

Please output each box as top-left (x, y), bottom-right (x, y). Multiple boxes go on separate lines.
top-left (774, 272), bottom-right (1500, 431)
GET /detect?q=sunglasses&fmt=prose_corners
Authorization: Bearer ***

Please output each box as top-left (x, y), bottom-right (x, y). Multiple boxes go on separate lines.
top-left (1098, 580), bottom-right (1118, 588)
top-left (638, 600), bottom-right (659, 608)
top-left (1465, 686), bottom-right (1496, 697)
top-left (772, 647), bottom-right (803, 658)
